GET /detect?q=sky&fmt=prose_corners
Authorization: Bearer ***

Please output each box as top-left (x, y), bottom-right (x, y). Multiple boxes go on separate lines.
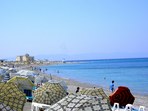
top-left (0, 0), bottom-right (148, 60)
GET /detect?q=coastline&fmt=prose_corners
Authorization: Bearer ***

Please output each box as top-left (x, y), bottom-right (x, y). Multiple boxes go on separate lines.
top-left (19, 63), bottom-right (148, 110)
top-left (40, 73), bottom-right (148, 109)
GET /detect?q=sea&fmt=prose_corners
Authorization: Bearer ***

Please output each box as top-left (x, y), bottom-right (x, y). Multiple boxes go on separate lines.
top-left (41, 58), bottom-right (148, 95)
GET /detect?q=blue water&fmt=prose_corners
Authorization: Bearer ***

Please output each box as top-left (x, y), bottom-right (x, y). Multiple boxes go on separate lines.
top-left (41, 58), bottom-right (148, 95)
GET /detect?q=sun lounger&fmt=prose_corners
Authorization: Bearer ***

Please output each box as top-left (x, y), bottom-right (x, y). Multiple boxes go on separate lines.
top-left (112, 103), bottom-right (146, 111)
top-left (138, 106), bottom-right (145, 111)
top-left (124, 104), bottom-right (133, 111)
top-left (31, 102), bottom-right (50, 111)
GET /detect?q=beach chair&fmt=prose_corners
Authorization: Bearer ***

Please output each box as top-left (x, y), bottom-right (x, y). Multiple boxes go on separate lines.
top-left (124, 104), bottom-right (133, 111)
top-left (138, 106), bottom-right (145, 111)
top-left (31, 102), bottom-right (50, 111)
top-left (112, 103), bottom-right (133, 111)
top-left (112, 103), bottom-right (119, 111)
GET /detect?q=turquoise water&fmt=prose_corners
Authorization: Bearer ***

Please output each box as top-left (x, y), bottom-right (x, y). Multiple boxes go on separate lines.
top-left (41, 58), bottom-right (148, 95)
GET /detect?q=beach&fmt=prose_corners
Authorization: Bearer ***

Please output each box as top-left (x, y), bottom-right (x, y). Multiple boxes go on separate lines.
top-left (1, 0), bottom-right (148, 110)
top-left (40, 73), bottom-right (148, 109)
top-left (22, 68), bottom-right (148, 111)
top-left (1, 62), bottom-right (147, 111)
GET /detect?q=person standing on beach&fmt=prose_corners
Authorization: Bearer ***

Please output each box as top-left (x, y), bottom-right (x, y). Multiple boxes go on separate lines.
top-left (110, 80), bottom-right (115, 93)
top-left (76, 87), bottom-right (80, 93)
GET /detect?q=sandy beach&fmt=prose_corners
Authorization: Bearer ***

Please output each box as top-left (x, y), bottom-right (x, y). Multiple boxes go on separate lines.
top-left (22, 65), bottom-right (148, 111)
top-left (1, 63), bottom-right (147, 111)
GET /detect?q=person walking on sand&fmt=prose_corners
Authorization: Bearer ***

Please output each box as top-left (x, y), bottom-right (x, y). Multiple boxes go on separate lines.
top-left (110, 80), bottom-right (115, 93)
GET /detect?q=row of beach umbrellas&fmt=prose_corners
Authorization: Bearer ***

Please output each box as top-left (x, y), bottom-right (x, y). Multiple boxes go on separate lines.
top-left (32, 83), bottom-right (135, 111)
top-left (0, 83), bottom-right (135, 111)
top-left (33, 83), bottom-right (112, 111)
top-left (0, 79), bottom-right (135, 111)
top-left (0, 68), bottom-right (49, 85)
top-left (0, 80), bottom-right (111, 111)
top-left (0, 67), bottom-right (135, 111)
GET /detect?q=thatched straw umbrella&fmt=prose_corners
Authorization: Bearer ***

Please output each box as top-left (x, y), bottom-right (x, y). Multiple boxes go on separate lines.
top-left (45, 94), bottom-right (112, 111)
top-left (0, 83), bottom-right (26, 111)
top-left (79, 88), bottom-right (108, 99)
top-left (33, 82), bottom-right (67, 105)
top-left (7, 76), bottom-right (34, 91)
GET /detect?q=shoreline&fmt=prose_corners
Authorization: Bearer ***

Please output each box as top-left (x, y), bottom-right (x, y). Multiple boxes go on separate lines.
top-left (38, 62), bottom-right (148, 97)
top-left (49, 73), bottom-right (148, 96)
top-left (16, 63), bottom-right (148, 110)
top-left (37, 71), bottom-right (148, 109)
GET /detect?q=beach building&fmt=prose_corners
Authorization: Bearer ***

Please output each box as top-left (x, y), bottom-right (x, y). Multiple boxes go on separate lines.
top-left (16, 54), bottom-right (34, 64)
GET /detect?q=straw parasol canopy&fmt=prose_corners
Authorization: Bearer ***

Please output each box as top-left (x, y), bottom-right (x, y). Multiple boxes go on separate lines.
top-left (48, 80), bottom-right (68, 91)
top-left (79, 88), bottom-right (108, 99)
top-left (109, 86), bottom-right (135, 107)
top-left (17, 70), bottom-right (37, 77)
top-left (33, 82), bottom-right (67, 105)
top-left (34, 75), bottom-right (48, 85)
top-left (17, 70), bottom-right (37, 83)
top-left (46, 94), bottom-right (112, 111)
top-left (7, 76), bottom-right (34, 91)
top-left (0, 83), bottom-right (26, 111)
